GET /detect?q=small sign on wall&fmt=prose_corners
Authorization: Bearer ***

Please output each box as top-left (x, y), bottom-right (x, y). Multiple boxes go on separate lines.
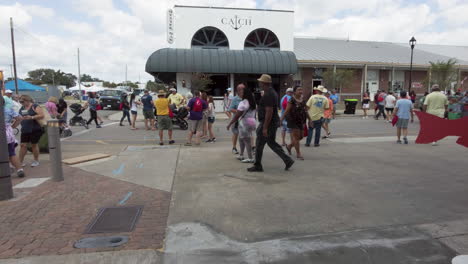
top-left (167, 9), bottom-right (174, 44)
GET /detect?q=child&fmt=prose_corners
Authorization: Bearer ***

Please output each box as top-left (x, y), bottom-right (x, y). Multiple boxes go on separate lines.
top-left (206, 96), bottom-right (216, 143)
top-left (447, 96), bottom-right (462, 120)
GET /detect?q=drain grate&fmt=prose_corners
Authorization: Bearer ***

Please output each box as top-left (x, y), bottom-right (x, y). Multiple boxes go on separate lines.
top-left (85, 206), bottom-right (143, 234)
top-left (74, 235), bottom-right (129, 248)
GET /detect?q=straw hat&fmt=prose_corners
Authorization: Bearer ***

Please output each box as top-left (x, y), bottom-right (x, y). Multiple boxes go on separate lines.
top-left (314, 85), bottom-right (328, 93)
top-left (158, 90), bottom-right (166, 96)
top-left (257, 74), bottom-right (272, 83)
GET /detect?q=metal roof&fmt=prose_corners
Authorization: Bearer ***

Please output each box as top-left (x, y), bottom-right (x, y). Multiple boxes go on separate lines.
top-left (294, 37), bottom-right (468, 67)
top-left (398, 43), bottom-right (468, 63)
top-left (145, 48), bottom-right (298, 75)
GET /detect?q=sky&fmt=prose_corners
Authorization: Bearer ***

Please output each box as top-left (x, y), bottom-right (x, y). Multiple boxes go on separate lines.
top-left (0, 0), bottom-right (467, 83)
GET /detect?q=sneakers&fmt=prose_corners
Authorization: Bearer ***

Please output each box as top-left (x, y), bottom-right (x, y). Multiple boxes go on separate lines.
top-left (184, 142), bottom-right (192, 146)
top-left (396, 140), bottom-right (402, 144)
top-left (432, 142), bottom-right (438, 146)
top-left (17, 169), bottom-right (25, 178)
top-left (232, 148), bottom-right (239, 154)
top-left (305, 143), bottom-right (311, 147)
top-left (119, 123), bottom-right (124, 126)
top-left (30, 161), bottom-right (40, 167)
top-left (236, 155), bottom-right (245, 161)
top-left (241, 159), bottom-right (255, 163)
top-left (206, 138), bottom-right (216, 143)
top-left (169, 140), bottom-right (175, 145)
top-left (247, 166), bottom-right (263, 172)
top-left (96, 125), bottom-right (102, 128)
top-left (403, 137), bottom-right (408, 144)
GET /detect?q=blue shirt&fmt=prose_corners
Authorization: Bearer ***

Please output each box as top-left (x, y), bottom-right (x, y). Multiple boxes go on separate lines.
top-left (88, 98), bottom-right (98, 110)
top-left (141, 95), bottom-right (153, 110)
top-left (330, 94), bottom-right (339, 105)
top-left (396, 99), bottom-right (413, 119)
top-left (229, 96), bottom-right (242, 111)
top-left (4, 107), bottom-right (19, 124)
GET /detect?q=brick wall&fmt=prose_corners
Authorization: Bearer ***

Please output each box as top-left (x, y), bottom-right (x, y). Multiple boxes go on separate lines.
top-left (404, 70), bottom-right (428, 94)
top-left (379, 70), bottom-right (390, 91)
top-left (301, 68), bottom-right (315, 99)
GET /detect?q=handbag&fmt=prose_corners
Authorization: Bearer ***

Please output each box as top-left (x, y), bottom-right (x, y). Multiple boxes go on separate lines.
top-left (96, 104), bottom-right (102, 111)
top-left (303, 124), bottom-right (308, 137)
top-left (391, 115), bottom-right (399, 126)
top-left (33, 104), bottom-right (50, 127)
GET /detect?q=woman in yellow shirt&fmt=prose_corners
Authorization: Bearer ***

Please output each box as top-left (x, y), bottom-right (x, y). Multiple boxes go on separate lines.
top-left (154, 90), bottom-right (174, 145)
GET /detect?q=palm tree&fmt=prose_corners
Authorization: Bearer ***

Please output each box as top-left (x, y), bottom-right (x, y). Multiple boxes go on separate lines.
top-left (429, 58), bottom-right (458, 92)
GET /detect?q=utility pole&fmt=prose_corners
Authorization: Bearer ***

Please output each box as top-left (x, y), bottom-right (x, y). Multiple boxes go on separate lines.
top-left (10, 64), bottom-right (14, 79)
top-left (125, 64), bottom-right (128, 89)
top-left (0, 97), bottom-right (14, 201)
top-left (77, 48), bottom-right (82, 102)
top-left (10, 18), bottom-right (19, 95)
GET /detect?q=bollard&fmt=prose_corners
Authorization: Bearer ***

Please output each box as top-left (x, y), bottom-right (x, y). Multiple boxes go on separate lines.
top-left (47, 119), bottom-right (64, 182)
top-left (0, 97), bottom-right (13, 200)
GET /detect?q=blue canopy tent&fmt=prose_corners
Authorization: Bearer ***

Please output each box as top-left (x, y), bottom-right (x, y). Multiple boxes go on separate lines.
top-left (5, 79), bottom-right (46, 91)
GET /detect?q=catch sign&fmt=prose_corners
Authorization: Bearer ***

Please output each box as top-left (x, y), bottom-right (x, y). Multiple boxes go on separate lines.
top-left (221, 15), bottom-right (252, 30)
top-left (167, 9), bottom-right (174, 44)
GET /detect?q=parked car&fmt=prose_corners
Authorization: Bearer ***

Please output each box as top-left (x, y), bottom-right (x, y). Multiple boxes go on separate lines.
top-left (100, 89), bottom-right (124, 110)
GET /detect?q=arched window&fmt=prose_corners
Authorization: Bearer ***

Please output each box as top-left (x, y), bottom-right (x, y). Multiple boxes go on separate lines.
top-left (244, 28), bottom-right (280, 50)
top-left (191, 27), bottom-right (229, 49)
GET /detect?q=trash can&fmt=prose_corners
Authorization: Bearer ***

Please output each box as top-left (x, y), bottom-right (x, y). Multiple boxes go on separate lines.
top-left (344, 99), bottom-right (358, 114)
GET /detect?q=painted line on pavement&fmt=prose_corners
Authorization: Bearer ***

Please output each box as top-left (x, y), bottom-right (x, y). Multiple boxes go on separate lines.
top-left (112, 164), bottom-right (125, 175)
top-left (61, 122), bottom-right (118, 141)
top-left (118, 192), bottom-right (133, 205)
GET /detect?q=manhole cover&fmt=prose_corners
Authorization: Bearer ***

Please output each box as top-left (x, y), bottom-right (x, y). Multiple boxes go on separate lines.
top-left (74, 235), bottom-right (129, 248)
top-left (85, 206), bottom-right (143, 234)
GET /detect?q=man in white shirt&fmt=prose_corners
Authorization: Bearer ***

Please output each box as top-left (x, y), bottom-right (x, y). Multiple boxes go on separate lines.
top-left (385, 91), bottom-right (396, 122)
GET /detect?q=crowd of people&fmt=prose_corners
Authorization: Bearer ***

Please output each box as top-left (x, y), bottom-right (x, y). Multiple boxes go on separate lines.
top-left (366, 85), bottom-right (468, 144)
top-left (3, 77), bottom-right (468, 177)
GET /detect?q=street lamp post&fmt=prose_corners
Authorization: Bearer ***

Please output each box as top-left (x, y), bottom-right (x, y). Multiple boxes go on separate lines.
top-left (408, 36), bottom-right (417, 92)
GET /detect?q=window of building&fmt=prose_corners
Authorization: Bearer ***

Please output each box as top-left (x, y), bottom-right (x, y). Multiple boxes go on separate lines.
top-left (244, 28), bottom-right (280, 50)
top-left (191, 27), bottom-right (229, 49)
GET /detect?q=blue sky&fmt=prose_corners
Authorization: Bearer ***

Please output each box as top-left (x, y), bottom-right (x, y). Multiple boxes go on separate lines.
top-left (1, 0), bottom-right (467, 82)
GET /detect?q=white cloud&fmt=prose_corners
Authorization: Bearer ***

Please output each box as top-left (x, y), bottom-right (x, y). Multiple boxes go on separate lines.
top-left (1, 0), bottom-right (467, 84)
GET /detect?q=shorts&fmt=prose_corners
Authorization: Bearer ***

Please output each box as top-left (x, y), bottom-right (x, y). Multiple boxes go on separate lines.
top-left (189, 119), bottom-right (203, 132)
top-left (143, 110), bottom-right (154, 119)
top-left (21, 130), bottom-right (43, 144)
top-left (286, 120), bottom-right (303, 130)
top-left (8, 143), bottom-right (16, 157)
top-left (281, 120), bottom-right (291, 133)
top-left (231, 121), bottom-right (239, 135)
top-left (208, 117), bottom-right (215, 124)
top-left (323, 118), bottom-right (332, 124)
top-left (396, 118), bottom-right (409, 128)
top-left (385, 108), bottom-right (394, 113)
top-left (363, 104), bottom-right (370, 109)
top-left (157, 115), bottom-right (173, 130)
top-left (131, 110), bottom-right (138, 115)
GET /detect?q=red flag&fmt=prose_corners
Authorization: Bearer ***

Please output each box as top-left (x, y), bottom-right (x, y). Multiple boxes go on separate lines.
top-left (415, 111), bottom-right (468, 148)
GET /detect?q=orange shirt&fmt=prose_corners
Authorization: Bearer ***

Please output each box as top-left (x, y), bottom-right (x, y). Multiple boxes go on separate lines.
top-left (324, 98), bottom-right (334, 118)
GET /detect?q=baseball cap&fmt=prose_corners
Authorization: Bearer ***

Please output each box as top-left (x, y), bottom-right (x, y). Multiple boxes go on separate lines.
top-left (227, 88), bottom-right (232, 91)
top-left (5, 89), bottom-right (13, 94)
top-left (286, 88), bottom-right (294, 93)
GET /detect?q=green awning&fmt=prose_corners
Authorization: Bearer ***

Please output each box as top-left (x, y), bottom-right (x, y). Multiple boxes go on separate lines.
top-left (145, 48), bottom-right (298, 75)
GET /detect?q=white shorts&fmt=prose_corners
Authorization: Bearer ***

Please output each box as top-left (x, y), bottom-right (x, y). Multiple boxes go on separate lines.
top-left (363, 104), bottom-right (370, 109)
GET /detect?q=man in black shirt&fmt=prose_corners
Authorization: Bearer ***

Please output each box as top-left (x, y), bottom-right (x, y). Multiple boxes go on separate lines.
top-left (248, 74), bottom-right (294, 172)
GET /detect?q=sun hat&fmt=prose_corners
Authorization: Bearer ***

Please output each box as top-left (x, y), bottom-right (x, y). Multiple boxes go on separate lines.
top-left (257, 74), bottom-right (272, 83)
top-left (314, 85), bottom-right (328, 93)
top-left (286, 87), bottom-right (294, 93)
top-left (158, 90), bottom-right (166, 96)
top-left (5, 89), bottom-right (13, 94)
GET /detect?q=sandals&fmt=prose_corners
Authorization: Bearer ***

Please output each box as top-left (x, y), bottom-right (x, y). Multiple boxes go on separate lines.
top-left (297, 156), bottom-right (304, 160)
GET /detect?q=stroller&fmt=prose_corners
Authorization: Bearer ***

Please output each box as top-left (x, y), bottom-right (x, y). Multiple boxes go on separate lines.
top-left (69, 103), bottom-right (89, 129)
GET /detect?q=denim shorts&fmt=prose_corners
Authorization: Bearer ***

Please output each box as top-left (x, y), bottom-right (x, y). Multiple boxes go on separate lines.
top-left (281, 120), bottom-right (291, 133)
top-left (208, 117), bottom-right (215, 124)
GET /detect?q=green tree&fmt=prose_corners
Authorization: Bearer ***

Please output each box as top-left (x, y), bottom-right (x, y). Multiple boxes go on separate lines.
top-left (103, 81), bottom-right (117, 88)
top-left (429, 59), bottom-right (458, 92)
top-left (27, 68), bottom-right (76, 87)
top-left (146, 80), bottom-right (166, 92)
top-left (190, 73), bottom-right (213, 93)
top-left (322, 68), bottom-right (356, 93)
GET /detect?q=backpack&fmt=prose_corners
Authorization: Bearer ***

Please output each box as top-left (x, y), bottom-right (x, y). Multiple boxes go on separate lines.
top-left (192, 98), bottom-right (203, 112)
